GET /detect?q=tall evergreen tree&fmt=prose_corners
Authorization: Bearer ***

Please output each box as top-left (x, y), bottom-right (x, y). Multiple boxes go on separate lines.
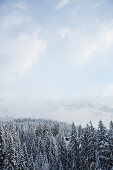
top-left (52, 123), bottom-right (60, 137)
top-left (81, 124), bottom-right (93, 169)
top-left (48, 133), bottom-right (58, 170)
top-left (23, 142), bottom-right (28, 168)
top-left (9, 123), bottom-right (21, 166)
top-left (28, 154), bottom-right (34, 170)
top-left (88, 121), bottom-right (96, 169)
top-left (77, 124), bottom-right (83, 139)
top-left (0, 122), bottom-right (6, 170)
top-left (68, 122), bottom-right (81, 170)
top-left (109, 121), bottom-right (113, 168)
top-left (96, 120), bottom-right (111, 169)
top-left (57, 132), bottom-right (67, 170)
top-left (7, 135), bottom-right (18, 170)
top-left (18, 148), bottom-right (27, 170)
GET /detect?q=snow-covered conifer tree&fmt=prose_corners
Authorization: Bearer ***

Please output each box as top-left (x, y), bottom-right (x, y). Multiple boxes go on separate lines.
top-left (0, 122), bottom-right (6, 170)
top-left (68, 122), bottom-right (81, 170)
top-left (96, 120), bottom-right (111, 169)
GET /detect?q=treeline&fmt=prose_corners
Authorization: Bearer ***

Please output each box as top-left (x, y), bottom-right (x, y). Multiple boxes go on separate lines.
top-left (0, 118), bottom-right (113, 170)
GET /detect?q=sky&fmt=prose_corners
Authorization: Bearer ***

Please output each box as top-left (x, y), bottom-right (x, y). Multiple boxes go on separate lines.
top-left (0, 0), bottom-right (113, 126)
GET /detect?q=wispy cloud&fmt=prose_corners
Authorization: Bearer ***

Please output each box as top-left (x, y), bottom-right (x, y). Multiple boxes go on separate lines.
top-left (103, 84), bottom-right (113, 97)
top-left (58, 27), bottom-right (73, 38)
top-left (51, 102), bottom-right (113, 127)
top-left (12, 1), bottom-right (26, 10)
top-left (77, 20), bottom-right (113, 64)
top-left (90, 83), bottom-right (113, 106)
top-left (92, 1), bottom-right (105, 8)
top-left (0, 31), bottom-right (46, 81)
top-left (0, 1), bottom-right (47, 83)
top-left (56, 0), bottom-right (72, 9)
top-left (0, 11), bottom-right (27, 30)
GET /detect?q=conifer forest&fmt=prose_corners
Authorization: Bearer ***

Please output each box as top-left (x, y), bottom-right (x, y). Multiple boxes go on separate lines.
top-left (0, 118), bottom-right (113, 170)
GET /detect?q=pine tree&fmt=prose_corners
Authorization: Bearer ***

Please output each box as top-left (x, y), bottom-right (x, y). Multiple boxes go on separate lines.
top-left (109, 121), bottom-right (113, 168)
top-left (68, 122), bottom-right (81, 170)
top-left (57, 132), bottom-right (67, 170)
top-left (77, 124), bottom-right (83, 138)
top-left (0, 122), bottom-right (6, 170)
top-left (96, 120), bottom-right (111, 169)
top-left (28, 154), bottom-right (34, 170)
top-left (7, 134), bottom-right (18, 170)
top-left (32, 138), bottom-right (37, 161)
top-left (9, 123), bottom-right (21, 167)
top-left (26, 126), bottom-right (34, 155)
top-left (81, 125), bottom-right (91, 170)
top-left (80, 123), bottom-right (96, 170)
top-left (88, 121), bottom-right (96, 169)
top-left (35, 136), bottom-right (45, 169)
top-left (23, 142), bottom-right (28, 168)
top-left (48, 132), bottom-right (58, 170)
top-left (18, 148), bottom-right (27, 170)
top-left (52, 122), bottom-right (60, 137)
top-left (43, 130), bottom-right (50, 163)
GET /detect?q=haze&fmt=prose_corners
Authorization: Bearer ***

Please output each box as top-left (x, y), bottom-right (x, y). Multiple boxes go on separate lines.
top-left (0, 0), bottom-right (113, 127)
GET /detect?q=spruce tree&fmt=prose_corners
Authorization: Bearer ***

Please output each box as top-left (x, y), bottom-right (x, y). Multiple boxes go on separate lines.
top-left (23, 142), bottom-right (28, 168)
top-left (68, 122), bottom-right (81, 170)
top-left (57, 132), bottom-right (67, 170)
top-left (109, 121), bottom-right (113, 168)
top-left (96, 120), bottom-right (111, 169)
top-left (0, 122), bottom-right (6, 170)
top-left (7, 134), bottom-right (18, 170)
top-left (28, 154), bottom-right (34, 170)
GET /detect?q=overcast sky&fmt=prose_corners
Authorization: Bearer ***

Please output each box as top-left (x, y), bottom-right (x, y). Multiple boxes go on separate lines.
top-left (0, 0), bottom-right (113, 126)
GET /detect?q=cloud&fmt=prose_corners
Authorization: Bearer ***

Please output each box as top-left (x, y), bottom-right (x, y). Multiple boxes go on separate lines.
top-left (12, 1), bottom-right (26, 10)
top-left (0, 31), bottom-right (46, 81)
top-left (0, 1), bottom-right (47, 82)
top-left (100, 84), bottom-right (113, 105)
top-left (58, 27), bottom-right (73, 38)
top-left (0, 1), bottom-right (31, 30)
top-left (56, 0), bottom-right (71, 9)
top-left (51, 103), bottom-right (113, 127)
top-left (94, 84), bottom-right (113, 106)
top-left (103, 84), bottom-right (113, 97)
top-left (0, 11), bottom-right (26, 30)
top-left (77, 20), bottom-right (113, 64)
top-left (92, 1), bottom-right (105, 8)
top-left (0, 96), bottom-right (113, 127)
